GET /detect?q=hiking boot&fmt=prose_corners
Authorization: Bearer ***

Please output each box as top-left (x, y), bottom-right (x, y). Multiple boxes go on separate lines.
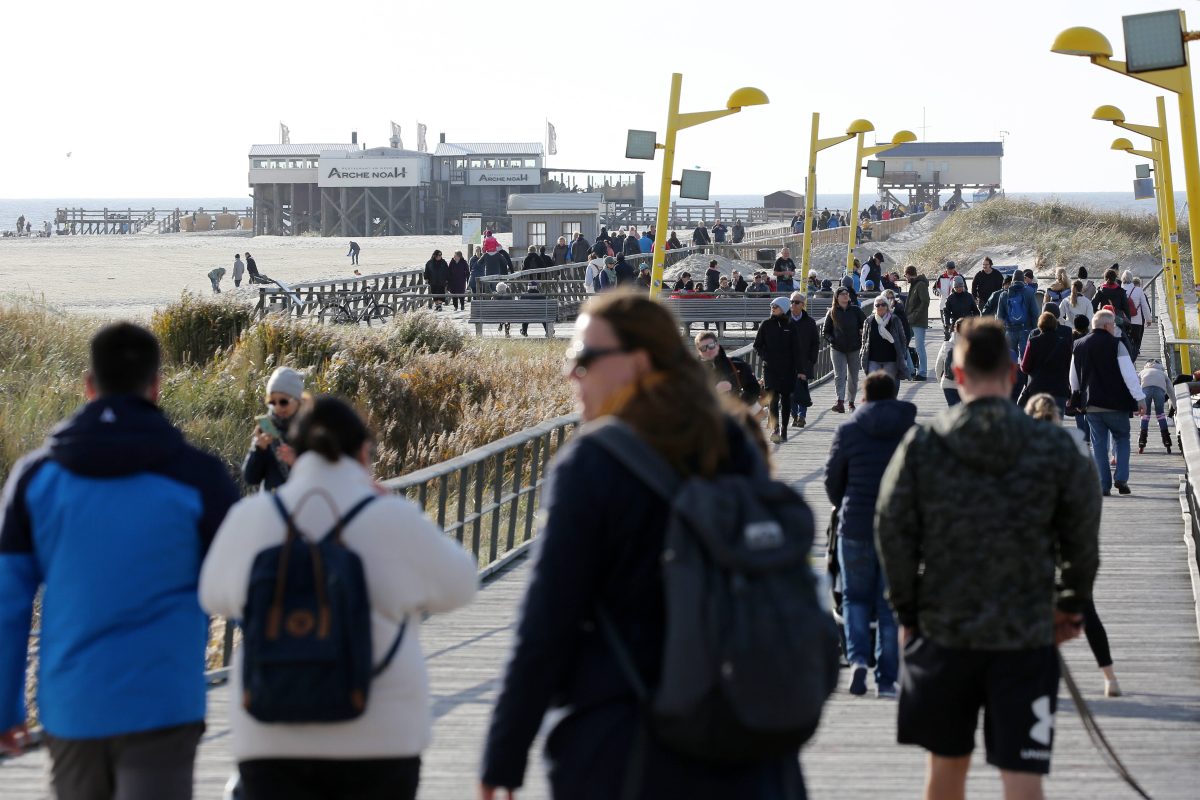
top-left (848, 666), bottom-right (868, 696)
top-left (832, 400), bottom-right (845, 413)
top-left (770, 429), bottom-right (782, 444)
top-left (1115, 481), bottom-right (1131, 495)
top-left (913, 375), bottom-right (927, 382)
top-left (876, 683), bottom-right (898, 699)
top-left (791, 414), bottom-right (800, 428)
top-left (848, 401), bottom-right (856, 412)
top-left (796, 417), bottom-right (806, 428)
top-left (1138, 445), bottom-right (1145, 454)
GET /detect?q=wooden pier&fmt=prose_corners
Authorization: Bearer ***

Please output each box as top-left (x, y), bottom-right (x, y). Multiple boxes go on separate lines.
top-left (3, 328), bottom-right (1198, 799)
top-left (53, 207), bottom-right (253, 235)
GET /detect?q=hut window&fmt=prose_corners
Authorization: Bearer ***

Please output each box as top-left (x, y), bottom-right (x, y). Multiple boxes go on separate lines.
top-left (527, 221), bottom-right (546, 246)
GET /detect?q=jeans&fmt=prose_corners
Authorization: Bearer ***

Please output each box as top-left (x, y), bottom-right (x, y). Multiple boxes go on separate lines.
top-left (866, 360), bottom-right (899, 381)
top-left (1075, 412), bottom-right (1090, 441)
top-left (838, 537), bottom-right (899, 687)
top-left (1088, 410), bottom-right (1131, 491)
top-left (831, 349), bottom-right (860, 403)
top-left (791, 376), bottom-right (810, 418)
top-left (1140, 385), bottom-right (1169, 444)
top-left (912, 325), bottom-right (927, 377)
top-left (1006, 325), bottom-right (1030, 359)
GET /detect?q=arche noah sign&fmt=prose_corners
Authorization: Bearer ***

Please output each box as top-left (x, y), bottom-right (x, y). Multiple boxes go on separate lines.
top-left (318, 157), bottom-right (422, 187)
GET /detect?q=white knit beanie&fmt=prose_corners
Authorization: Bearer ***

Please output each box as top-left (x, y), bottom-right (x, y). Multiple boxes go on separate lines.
top-left (266, 367), bottom-right (304, 399)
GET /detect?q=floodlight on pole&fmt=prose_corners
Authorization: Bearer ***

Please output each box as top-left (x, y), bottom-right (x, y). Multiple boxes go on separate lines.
top-left (1052, 9), bottom-right (1200, 355)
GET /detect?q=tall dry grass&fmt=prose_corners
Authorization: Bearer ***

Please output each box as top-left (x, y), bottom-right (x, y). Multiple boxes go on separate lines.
top-left (911, 197), bottom-right (1188, 274)
top-left (0, 297), bottom-right (574, 483)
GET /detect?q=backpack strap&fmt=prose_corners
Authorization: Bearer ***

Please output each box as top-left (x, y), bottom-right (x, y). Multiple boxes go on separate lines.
top-left (584, 418), bottom-right (681, 501)
top-left (323, 494), bottom-right (378, 542)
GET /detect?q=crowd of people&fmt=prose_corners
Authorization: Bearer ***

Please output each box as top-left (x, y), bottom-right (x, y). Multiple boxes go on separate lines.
top-left (0, 243), bottom-right (1170, 799)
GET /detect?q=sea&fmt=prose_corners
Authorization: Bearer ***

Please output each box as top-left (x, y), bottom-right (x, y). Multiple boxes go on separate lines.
top-left (0, 192), bottom-right (1176, 234)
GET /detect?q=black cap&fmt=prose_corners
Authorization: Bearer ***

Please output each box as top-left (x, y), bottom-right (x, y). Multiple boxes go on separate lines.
top-left (946, 260), bottom-right (956, 270)
top-left (874, 252), bottom-right (885, 261)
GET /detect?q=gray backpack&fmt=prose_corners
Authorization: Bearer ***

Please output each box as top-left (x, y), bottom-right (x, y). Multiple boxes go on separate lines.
top-left (589, 419), bottom-right (839, 765)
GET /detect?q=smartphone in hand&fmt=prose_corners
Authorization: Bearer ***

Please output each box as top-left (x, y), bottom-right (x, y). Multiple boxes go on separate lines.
top-left (255, 414), bottom-right (281, 439)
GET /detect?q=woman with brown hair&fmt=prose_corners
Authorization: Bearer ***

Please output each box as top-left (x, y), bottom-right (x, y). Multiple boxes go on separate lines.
top-left (1018, 308), bottom-right (1073, 411)
top-left (480, 290), bottom-right (806, 799)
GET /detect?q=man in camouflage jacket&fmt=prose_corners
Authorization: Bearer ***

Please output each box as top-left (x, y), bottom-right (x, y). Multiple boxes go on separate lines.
top-left (875, 317), bottom-right (1099, 795)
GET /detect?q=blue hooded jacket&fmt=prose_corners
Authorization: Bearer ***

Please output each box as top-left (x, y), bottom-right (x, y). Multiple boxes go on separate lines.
top-left (0, 395), bottom-right (238, 738)
top-left (824, 398), bottom-right (917, 542)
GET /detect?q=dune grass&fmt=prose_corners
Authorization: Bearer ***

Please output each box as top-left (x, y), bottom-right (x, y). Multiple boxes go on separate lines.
top-left (0, 296), bottom-right (574, 484)
top-left (910, 197), bottom-right (1188, 274)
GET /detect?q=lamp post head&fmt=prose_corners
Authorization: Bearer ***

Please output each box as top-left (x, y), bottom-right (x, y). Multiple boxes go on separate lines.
top-left (1051, 26), bottom-right (1114, 58)
top-left (1110, 137), bottom-right (1135, 152)
top-left (726, 87), bottom-right (769, 109)
top-left (1092, 104), bottom-right (1126, 122)
top-left (846, 119), bottom-right (874, 135)
top-left (889, 130), bottom-right (918, 145)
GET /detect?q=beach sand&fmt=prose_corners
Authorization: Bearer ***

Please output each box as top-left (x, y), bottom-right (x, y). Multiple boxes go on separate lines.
top-left (0, 232), bottom-right (510, 319)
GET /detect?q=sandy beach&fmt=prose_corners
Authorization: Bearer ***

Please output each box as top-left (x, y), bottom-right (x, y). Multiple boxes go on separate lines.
top-left (0, 232), bottom-right (509, 319)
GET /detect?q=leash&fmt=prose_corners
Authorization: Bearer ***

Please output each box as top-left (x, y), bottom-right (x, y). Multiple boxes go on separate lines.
top-left (1058, 653), bottom-right (1152, 799)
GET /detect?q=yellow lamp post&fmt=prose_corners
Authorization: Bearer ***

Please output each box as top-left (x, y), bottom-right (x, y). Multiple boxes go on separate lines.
top-left (845, 124), bottom-right (917, 278)
top-left (1052, 11), bottom-right (1200, 336)
top-left (1096, 101), bottom-right (1190, 370)
top-left (647, 74), bottom-right (768, 300)
top-left (799, 113), bottom-right (856, 288)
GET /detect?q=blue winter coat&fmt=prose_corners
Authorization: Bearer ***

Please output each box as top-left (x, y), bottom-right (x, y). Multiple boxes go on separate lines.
top-left (639, 234), bottom-right (654, 253)
top-left (824, 399), bottom-right (917, 542)
top-left (0, 396), bottom-right (238, 738)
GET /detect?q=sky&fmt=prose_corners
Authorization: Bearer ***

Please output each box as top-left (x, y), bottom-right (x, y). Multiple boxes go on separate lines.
top-left (3, 0), bottom-right (1199, 198)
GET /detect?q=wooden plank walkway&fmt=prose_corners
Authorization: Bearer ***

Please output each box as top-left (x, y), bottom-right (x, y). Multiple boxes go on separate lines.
top-left (3, 327), bottom-right (1199, 799)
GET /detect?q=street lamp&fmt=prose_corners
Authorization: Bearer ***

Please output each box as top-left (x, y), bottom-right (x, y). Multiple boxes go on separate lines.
top-left (845, 124), bottom-right (917, 278)
top-left (799, 113), bottom-right (856, 288)
top-left (1052, 10), bottom-right (1200, 334)
top-left (646, 74), bottom-right (769, 299)
top-left (1094, 100), bottom-right (1189, 370)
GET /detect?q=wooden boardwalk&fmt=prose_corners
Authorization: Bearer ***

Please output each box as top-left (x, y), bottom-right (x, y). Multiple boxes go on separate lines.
top-left (3, 327), bottom-right (1200, 799)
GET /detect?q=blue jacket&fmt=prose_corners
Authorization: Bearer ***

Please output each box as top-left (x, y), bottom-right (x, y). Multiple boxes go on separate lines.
top-left (0, 396), bottom-right (239, 738)
top-left (639, 234), bottom-right (653, 253)
top-left (824, 399), bottom-right (917, 541)
top-left (996, 284), bottom-right (1040, 329)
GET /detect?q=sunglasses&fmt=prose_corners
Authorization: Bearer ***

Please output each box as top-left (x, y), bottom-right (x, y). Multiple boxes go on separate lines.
top-left (564, 344), bottom-right (630, 377)
top-left (267, 398), bottom-right (292, 407)
top-left (790, 300), bottom-right (804, 305)
top-left (698, 342), bottom-right (719, 352)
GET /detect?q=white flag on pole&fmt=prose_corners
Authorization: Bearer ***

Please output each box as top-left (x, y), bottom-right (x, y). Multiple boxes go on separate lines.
top-left (390, 121), bottom-right (403, 149)
top-left (417, 123), bottom-right (428, 152)
top-left (547, 121), bottom-right (558, 155)
top-left (280, 123), bottom-right (290, 145)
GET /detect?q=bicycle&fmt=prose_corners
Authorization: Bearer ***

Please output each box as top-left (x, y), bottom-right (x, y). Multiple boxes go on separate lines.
top-left (317, 294), bottom-right (395, 326)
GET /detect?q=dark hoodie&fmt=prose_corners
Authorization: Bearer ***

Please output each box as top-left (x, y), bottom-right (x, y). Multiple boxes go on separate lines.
top-left (824, 399), bottom-right (917, 542)
top-left (876, 397), bottom-right (1100, 650)
top-left (0, 395), bottom-right (238, 738)
top-left (242, 411), bottom-right (293, 490)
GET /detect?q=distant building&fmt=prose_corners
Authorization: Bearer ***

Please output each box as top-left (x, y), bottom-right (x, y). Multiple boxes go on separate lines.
top-left (508, 193), bottom-right (604, 252)
top-left (247, 131), bottom-right (641, 237)
top-left (875, 141), bottom-right (1003, 210)
top-left (764, 190), bottom-right (805, 210)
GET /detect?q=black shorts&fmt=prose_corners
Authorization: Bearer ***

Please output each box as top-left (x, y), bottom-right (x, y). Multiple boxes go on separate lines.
top-left (898, 636), bottom-right (1060, 774)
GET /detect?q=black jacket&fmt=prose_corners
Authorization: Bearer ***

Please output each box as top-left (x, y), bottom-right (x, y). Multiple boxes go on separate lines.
top-left (972, 269), bottom-right (1004, 310)
top-left (941, 291), bottom-right (979, 328)
top-left (622, 236), bottom-right (641, 257)
top-left (425, 257), bottom-right (450, 288)
top-left (705, 268), bottom-right (721, 292)
top-left (242, 411), bottom-right (293, 490)
top-left (823, 304), bottom-right (867, 353)
top-left (523, 253), bottom-right (541, 271)
top-left (753, 314), bottom-right (802, 390)
top-left (733, 276), bottom-right (748, 293)
top-left (570, 239), bottom-right (590, 263)
top-left (790, 312), bottom-right (821, 376)
top-left (480, 421), bottom-right (800, 796)
top-left (704, 353), bottom-right (761, 406)
top-left (553, 243), bottom-right (570, 265)
top-left (614, 256), bottom-right (636, 285)
top-left (825, 399), bottom-right (918, 542)
top-left (692, 225), bottom-right (711, 245)
top-left (1020, 326), bottom-right (1073, 401)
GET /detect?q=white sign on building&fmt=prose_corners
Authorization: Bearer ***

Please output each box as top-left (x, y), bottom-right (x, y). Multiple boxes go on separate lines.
top-left (318, 157), bottom-right (423, 187)
top-left (468, 169), bottom-right (539, 186)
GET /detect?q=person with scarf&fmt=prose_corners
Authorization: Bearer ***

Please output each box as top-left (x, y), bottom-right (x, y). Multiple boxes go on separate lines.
top-left (860, 296), bottom-right (910, 381)
top-left (753, 297), bottom-right (803, 443)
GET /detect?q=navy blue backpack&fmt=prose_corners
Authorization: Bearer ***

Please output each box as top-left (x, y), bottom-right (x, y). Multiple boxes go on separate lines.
top-left (240, 490), bottom-right (405, 723)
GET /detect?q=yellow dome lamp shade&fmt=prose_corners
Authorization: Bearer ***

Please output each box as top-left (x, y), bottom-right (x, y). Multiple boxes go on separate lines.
top-left (1110, 137), bottom-right (1135, 152)
top-left (1051, 27), bottom-right (1114, 58)
top-left (845, 119), bottom-right (875, 135)
top-left (726, 87), bottom-right (769, 110)
top-left (1092, 105), bottom-right (1126, 122)
top-left (889, 130), bottom-right (918, 145)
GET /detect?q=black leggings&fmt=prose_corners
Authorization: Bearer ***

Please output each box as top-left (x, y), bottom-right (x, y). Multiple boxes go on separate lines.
top-left (239, 757), bottom-right (420, 800)
top-left (1083, 599), bottom-right (1112, 669)
top-left (769, 389), bottom-right (793, 432)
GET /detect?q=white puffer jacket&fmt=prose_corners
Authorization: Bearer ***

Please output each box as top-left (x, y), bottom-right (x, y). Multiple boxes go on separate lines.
top-left (200, 452), bottom-right (478, 761)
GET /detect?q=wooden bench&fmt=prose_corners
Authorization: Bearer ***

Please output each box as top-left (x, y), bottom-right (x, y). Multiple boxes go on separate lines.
top-left (469, 299), bottom-right (558, 337)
